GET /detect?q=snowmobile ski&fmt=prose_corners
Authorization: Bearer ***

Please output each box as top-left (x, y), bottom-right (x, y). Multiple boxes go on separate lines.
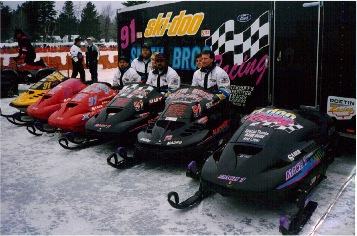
top-left (167, 185), bottom-right (212, 209)
top-left (107, 147), bottom-right (142, 169)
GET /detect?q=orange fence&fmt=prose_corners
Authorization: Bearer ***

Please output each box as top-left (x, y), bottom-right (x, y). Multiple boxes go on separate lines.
top-left (1, 46), bottom-right (119, 70)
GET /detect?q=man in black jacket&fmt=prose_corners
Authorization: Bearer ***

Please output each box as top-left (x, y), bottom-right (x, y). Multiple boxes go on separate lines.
top-left (14, 29), bottom-right (36, 65)
top-left (85, 37), bottom-right (100, 83)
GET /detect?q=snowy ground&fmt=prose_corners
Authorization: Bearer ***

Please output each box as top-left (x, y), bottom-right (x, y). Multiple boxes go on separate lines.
top-left (0, 70), bottom-right (355, 234)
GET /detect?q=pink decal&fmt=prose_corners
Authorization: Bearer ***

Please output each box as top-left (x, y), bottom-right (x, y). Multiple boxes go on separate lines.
top-left (247, 113), bottom-right (294, 126)
top-left (120, 19), bottom-right (136, 49)
top-left (220, 54), bottom-right (268, 86)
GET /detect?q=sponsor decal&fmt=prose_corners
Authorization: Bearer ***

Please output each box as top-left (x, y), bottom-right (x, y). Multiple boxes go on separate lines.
top-left (237, 13), bottom-right (252, 22)
top-left (165, 117), bottom-right (178, 121)
top-left (91, 104), bottom-right (103, 111)
top-left (136, 32), bottom-right (142, 39)
top-left (167, 140), bottom-right (183, 145)
top-left (88, 96), bottom-right (97, 107)
top-left (287, 149), bottom-right (301, 161)
top-left (285, 160), bottom-right (304, 181)
top-left (201, 29), bottom-right (210, 37)
top-left (94, 123), bottom-right (111, 128)
top-left (229, 85), bottom-right (254, 107)
top-left (246, 108), bottom-right (303, 133)
top-left (196, 116), bottom-right (208, 124)
top-left (140, 137), bottom-right (151, 143)
top-left (242, 128), bottom-right (269, 143)
top-left (327, 96), bottom-right (356, 120)
top-left (149, 96), bottom-right (163, 104)
top-left (144, 10), bottom-right (205, 37)
top-left (133, 100), bottom-right (144, 111)
top-left (217, 174), bottom-right (246, 184)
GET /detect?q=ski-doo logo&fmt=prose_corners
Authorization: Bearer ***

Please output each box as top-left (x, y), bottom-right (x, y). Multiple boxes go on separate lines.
top-left (217, 175), bottom-right (246, 184)
top-left (133, 100), bottom-right (144, 111)
top-left (285, 160), bottom-right (304, 181)
top-left (144, 10), bottom-right (204, 37)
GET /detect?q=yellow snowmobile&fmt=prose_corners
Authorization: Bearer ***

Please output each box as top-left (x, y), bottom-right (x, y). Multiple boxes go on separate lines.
top-left (1, 71), bottom-right (67, 125)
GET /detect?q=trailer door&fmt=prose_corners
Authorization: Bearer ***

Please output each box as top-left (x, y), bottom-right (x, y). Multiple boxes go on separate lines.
top-left (273, 1), bottom-right (321, 108)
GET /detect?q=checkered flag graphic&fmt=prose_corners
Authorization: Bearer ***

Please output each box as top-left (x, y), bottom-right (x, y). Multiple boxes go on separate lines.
top-left (205, 11), bottom-right (269, 65)
top-left (259, 121), bottom-right (303, 133)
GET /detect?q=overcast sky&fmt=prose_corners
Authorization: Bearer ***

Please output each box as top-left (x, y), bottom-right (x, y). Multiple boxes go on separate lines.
top-left (3, 1), bottom-right (126, 18)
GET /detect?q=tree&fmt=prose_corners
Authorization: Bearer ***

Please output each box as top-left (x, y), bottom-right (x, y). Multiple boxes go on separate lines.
top-left (79, 2), bottom-right (100, 39)
top-left (99, 4), bottom-right (113, 41)
top-left (38, 1), bottom-right (57, 40)
top-left (57, 1), bottom-right (79, 38)
top-left (14, 1), bottom-right (43, 40)
top-left (0, 3), bottom-right (13, 41)
top-left (122, 1), bottom-right (149, 7)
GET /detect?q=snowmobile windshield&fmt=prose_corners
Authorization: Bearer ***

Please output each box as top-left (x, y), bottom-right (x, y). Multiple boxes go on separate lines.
top-left (81, 83), bottom-right (111, 95)
top-left (109, 97), bottom-right (130, 108)
top-left (163, 103), bottom-right (192, 120)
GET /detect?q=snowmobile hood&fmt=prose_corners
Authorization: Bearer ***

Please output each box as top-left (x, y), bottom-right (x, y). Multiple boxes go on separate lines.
top-left (137, 87), bottom-right (220, 148)
top-left (201, 107), bottom-right (326, 192)
top-left (10, 71), bottom-right (67, 111)
top-left (48, 83), bottom-right (117, 132)
top-left (27, 78), bottom-right (87, 121)
top-left (85, 84), bottom-right (165, 136)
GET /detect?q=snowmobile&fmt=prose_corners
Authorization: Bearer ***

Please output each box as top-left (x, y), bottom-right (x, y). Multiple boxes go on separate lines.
top-left (87, 83), bottom-right (166, 168)
top-left (1, 71), bottom-right (67, 126)
top-left (1, 56), bottom-right (55, 98)
top-left (107, 86), bottom-right (234, 169)
top-left (167, 107), bottom-right (336, 235)
top-left (86, 83), bottom-right (165, 141)
top-left (26, 78), bottom-right (87, 136)
top-left (47, 82), bottom-right (117, 149)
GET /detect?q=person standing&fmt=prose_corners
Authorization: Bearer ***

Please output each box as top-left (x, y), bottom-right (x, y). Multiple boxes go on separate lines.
top-left (70, 38), bottom-right (85, 82)
top-left (131, 44), bottom-right (152, 83)
top-left (85, 37), bottom-right (100, 83)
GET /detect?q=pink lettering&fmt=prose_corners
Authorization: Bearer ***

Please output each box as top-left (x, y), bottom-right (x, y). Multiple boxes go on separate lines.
top-left (219, 54), bottom-right (268, 86)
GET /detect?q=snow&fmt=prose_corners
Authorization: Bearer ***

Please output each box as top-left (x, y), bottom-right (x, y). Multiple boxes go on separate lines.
top-left (0, 73), bottom-right (355, 234)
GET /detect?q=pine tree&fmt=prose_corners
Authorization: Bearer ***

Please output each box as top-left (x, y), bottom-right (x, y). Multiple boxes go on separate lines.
top-left (57, 1), bottom-right (79, 38)
top-left (38, 1), bottom-right (57, 40)
top-left (122, 1), bottom-right (149, 7)
top-left (0, 3), bottom-right (13, 41)
top-left (79, 2), bottom-right (100, 39)
top-left (19, 1), bottom-right (42, 40)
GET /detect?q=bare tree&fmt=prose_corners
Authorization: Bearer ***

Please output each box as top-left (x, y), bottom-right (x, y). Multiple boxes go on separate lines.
top-left (100, 4), bottom-right (113, 42)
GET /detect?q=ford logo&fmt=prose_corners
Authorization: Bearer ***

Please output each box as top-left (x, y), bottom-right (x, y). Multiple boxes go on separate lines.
top-left (237, 14), bottom-right (252, 23)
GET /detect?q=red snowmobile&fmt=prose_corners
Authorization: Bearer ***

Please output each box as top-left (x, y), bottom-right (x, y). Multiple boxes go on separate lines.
top-left (48, 82), bottom-right (117, 149)
top-left (26, 78), bottom-right (88, 136)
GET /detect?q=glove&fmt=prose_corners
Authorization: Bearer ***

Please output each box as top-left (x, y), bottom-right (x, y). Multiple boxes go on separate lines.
top-left (213, 93), bottom-right (226, 102)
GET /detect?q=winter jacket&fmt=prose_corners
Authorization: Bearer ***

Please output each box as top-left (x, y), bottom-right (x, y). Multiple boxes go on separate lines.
top-left (146, 66), bottom-right (180, 92)
top-left (131, 57), bottom-right (152, 81)
top-left (86, 44), bottom-right (100, 65)
top-left (113, 67), bottom-right (141, 88)
top-left (70, 45), bottom-right (83, 63)
top-left (192, 65), bottom-right (231, 97)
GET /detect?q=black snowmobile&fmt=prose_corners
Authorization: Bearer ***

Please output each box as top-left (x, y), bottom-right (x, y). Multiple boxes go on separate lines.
top-left (107, 86), bottom-right (234, 169)
top-left (86, 83), bottom-right (165, 158)
top-left (168, 107), bottom-right (336, 235)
